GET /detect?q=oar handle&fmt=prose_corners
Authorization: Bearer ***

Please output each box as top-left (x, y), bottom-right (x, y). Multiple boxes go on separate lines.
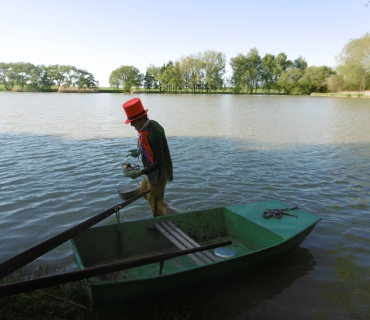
top-left (0, 240), bottom-right (232, 298)
top-left (0, 190), bottom-right (149, 280)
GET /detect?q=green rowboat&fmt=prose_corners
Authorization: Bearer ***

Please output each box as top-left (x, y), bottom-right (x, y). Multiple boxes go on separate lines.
top-left (71, 199), bottom-right (321, 316)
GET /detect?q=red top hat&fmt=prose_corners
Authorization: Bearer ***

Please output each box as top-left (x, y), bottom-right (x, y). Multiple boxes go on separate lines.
top-left (122, 98), bottom-right (148, 124)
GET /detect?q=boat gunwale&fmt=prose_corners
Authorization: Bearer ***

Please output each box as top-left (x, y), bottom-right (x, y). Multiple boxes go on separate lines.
top-left (74, 220), bottom-right (321, 287)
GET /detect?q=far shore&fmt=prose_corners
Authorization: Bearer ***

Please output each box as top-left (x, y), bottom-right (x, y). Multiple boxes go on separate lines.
top-left (311, 91), bottom-right (370, 98)
top-left (1, 85), bottom-right (369, 97)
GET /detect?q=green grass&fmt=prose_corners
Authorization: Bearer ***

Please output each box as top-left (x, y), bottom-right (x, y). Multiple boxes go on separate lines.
top-left (311, 92), bottom-right (369, 98)
top-left (0, 262), bottom-right (236, 320)
top-left (0, 265), bottom-right (93, 320)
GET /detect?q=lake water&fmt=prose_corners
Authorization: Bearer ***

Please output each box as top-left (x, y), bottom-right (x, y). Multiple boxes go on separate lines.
top-left (1, 92), bottom-right (370, 319)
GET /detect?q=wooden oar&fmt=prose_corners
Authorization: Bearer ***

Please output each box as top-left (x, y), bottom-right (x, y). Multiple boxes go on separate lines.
top-left (0, 240), bottom-right (232, 298)
top-left (0, 190), bottom-right (149, 280)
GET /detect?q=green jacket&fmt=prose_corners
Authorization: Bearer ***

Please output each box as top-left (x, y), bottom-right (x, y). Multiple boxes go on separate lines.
top-left (140, 120), bottom-right (173, 184)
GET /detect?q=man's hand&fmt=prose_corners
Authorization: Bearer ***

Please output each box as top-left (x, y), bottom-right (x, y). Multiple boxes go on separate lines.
top-left (124, 170), bottom-right (140, 179)
top-left (127, 149), bottom-right (139, 158)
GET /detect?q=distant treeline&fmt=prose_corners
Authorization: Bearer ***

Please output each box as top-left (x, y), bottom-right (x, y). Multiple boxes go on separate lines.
top-left (0, 63), bottom-right (99, 91)
top-left (109, 50), bottom-right (335, 95)
top-left (110, 33), bottom-right (370, 95)
top-left (1, 34), bottom-right (368, 94)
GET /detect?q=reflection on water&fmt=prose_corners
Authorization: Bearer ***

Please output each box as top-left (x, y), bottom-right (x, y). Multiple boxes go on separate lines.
top-left (1, 93), bottom-right (370, 144)
top-left (1, 93), bottom-right (370, 319)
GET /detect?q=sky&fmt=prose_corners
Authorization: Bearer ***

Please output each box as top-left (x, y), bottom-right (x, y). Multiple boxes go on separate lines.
top-left (1, 0), bottom-right (369, 87)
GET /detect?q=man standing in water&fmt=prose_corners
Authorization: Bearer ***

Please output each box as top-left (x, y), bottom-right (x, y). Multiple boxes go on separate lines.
top-left (122, 97), bottom-right (175, 216)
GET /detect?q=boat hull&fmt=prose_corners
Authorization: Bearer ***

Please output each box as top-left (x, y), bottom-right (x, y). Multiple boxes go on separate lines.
top-left (71, 200), bottom-right (321, 316)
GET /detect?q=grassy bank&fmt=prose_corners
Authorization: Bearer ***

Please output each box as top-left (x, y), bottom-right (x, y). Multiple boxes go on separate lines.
top-left (0, 264), bottom-right (221, 320)
top-left (311, 92), bottom-right (370, 98)
top-left (0, 85), bottom-right (287, 95)
top-left (0, 266), bottom-right (92, 320)
top-left (2, 84), bottom-right (368, 97)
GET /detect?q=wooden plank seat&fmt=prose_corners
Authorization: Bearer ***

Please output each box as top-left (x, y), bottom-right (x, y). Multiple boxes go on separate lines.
top-left (154, 221), bottom-right (220, 266)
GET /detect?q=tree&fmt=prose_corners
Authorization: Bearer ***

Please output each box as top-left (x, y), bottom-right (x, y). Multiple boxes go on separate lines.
top-left (158, 61), bottom-right (183, 93)
top-left (62, 66), bottom-right (78, 87)
top-left (38, 65), bottom-right (55, 89)
top-left (180, 54), bottom-right (203, 94)
top-left (327, 73), bottom-right (344, 92)
top-left (261, 54), bottom-right (275, 93)
top-left (75, 69), bottom-right (99, 89)
top-left (243, 48), bottom-right (261, 94)
top-left (273, 53), bottom-right (292, 92)
top-left (12, 62), bottom-right (34, 89)
top-left (202, 50), bottom-right (226, 93)
top-left (156, 61), bottom-right (175, 92)
top-left (109, 65), bottom-right (142, 92)
top-left (47, 65), bottom-right (65, 87)
top-left (27, 65), bottom-right (44, 90)
top-left (298, 66), bottom-right (335, 93)
top-left (143, 65), bottom-right (159, 91)
top-left (335, 32), bottom-right (370, 91)
top-left (109, 69), bottom-right (121, 90)
top-left (0, 62), bottom-right (16, 91)
top-left (293, 56), bottom-right (308, 70)
top-left (278, 68), bottom-right (305, 94)
top-left (230, 54), bottom-right (248, 93)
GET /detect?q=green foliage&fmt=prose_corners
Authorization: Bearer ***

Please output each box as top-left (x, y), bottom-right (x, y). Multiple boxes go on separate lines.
top-left (230, 53), bottom-right (248, 93)
top-left (298, 66), bottom-right (335, 93)
top-left (143, 64), bottom-right (159, 91)
top-left (180, 54), bottom-right (204, 93)
top-left (0, 62), bottom-right (16, 91)
top-left (293, 56), bottom-right (308, 70)
top-left (334, 32), bottom-right (370, 91)
top-left (243, 48), bottom-right (262, 94)
top-left (202, 50), bottom-right (226, 93)
top-left (109, 65), bottom-right (142, 92)
top-left (0, 63), bottom-right (98, 91)
top-left (278, 68), bottom-right (305, 94)
top-left (261, 53), bottom-right (276, 93)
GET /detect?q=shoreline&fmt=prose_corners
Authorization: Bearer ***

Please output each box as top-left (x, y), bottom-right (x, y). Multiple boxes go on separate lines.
top-left (1, 86), bottom-right (369, 97)
top-left (311, 91), bottom-right (370, 98)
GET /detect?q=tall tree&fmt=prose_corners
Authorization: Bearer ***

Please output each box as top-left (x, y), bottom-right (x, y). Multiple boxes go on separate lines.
top-left (38, 64), bottom-right (55, 89)
top-left (202, 50), bottom-right (226, 93)
top-left (273, 53), bottom-right (292, 92)
top-left (109, 65), bottom-right (142, 92)
top-left (293, 56), bottom-right (308, 70)
top-left (261, 54), bottom-right (275, 93)
top-left (230, 53), bottom-right (248, 93)
top-left (327, 73), bottom-right (344, 92)
top-left (243, 48), bottom-right (261, 94)
top-left (143, 65), bottom-right (158, 91)
top-left (0, 63), bottom-right (16, 91)
top-left (13, 62), bottom-right (34, 89)
top-left (278, 68), bottom-right (305, 94)
top-left (298, 66), bottom-right (335, 93)
top-left (180, 54), bottom-right (203, 94)
top-left (27, 65), bottom-right (44, 90)
top-left (47, 65), bottom-right (65, 87)
top-left (159, 61), bottom-right (183, 92)
top-left (335, 32), bottom-right (370, 91)
top-left (109, 69), bottom-right (121, 90)
top-left (75, 69), bottom-right (99, 89)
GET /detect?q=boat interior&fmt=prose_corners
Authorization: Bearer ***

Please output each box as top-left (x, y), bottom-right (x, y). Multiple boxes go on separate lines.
top-left (72, 206), bottom-right (285, 282)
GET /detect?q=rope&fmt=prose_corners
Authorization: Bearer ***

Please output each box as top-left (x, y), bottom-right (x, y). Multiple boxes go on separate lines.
top-left (262, 206), bottom-right (299, 219)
